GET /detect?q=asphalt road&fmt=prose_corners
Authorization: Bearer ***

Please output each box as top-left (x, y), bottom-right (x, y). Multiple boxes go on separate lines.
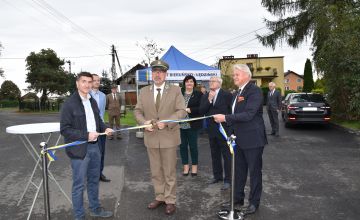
top-left (0, 108), bottom-right (359, 220)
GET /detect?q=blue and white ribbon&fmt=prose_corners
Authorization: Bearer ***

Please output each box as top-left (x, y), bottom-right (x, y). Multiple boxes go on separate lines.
top-left (218, 123), bottom-right (236, 155)
top-left (42, 115), bottom-right (213, 161)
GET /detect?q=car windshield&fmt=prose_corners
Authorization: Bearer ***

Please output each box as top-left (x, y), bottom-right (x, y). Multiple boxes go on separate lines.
top-left (291, 94), bottom-right (325, 103)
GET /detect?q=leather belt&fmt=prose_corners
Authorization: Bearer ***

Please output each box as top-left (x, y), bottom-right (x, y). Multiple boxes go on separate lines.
top-left (88, 140), bottom-right (98, 144)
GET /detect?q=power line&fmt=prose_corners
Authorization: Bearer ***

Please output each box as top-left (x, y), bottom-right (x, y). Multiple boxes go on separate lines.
top-left (34, 0), bottom-right (110, 48)
top-left (2, 0), bottom-right (108, 55)
top-left (188, 27), bottom-right (267, 56)
top-left (28, 0), bottom-right (110, 49)
top-left (198, 37), bottom-right (262, 62)
top-left (0, 54), bottom-right (110, 60)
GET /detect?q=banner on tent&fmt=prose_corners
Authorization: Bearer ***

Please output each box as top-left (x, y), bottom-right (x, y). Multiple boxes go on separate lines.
top-left (136, 70), bottom-right (221, 82)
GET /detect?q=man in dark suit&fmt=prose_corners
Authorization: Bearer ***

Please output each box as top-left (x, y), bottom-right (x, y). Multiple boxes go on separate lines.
top-left (199, 76), bottom-right (233, 190)
top-left (214, 64), bottom-right (267, 215)
top-left (267, 82), bottom-right (281, 137)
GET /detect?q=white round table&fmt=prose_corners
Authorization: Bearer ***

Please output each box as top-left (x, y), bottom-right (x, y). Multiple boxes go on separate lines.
top-left (6, 122), bottom-right (60, 134)
top-left (6, 122), bottom-right (71, 220)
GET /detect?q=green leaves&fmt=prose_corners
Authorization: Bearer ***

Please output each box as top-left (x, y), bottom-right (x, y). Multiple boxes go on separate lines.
top-left (25, 48), bottom-right (69, 95)
top-left (303, 59), bottom-right (314, 92)
top-left (259, 0), bottom-right (360, 120)
top-left (0, 80), bottom-right (21, 100)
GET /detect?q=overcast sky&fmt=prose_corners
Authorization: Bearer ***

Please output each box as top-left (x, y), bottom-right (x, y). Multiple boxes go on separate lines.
top-left (0, 0), bottom-right (312, 94)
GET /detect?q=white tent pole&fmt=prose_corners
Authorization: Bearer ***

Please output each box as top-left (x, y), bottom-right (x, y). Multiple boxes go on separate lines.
top-left (136, 70), bottom-right (139, 102)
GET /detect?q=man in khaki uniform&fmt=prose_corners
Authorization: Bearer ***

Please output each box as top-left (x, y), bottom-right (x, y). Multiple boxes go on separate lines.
top-left (134, 60), bottom-right (186, 215)
top-left (106, 85), bottom-right (122, 140)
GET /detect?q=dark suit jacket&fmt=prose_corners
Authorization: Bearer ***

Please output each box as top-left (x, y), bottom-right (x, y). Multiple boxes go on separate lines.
top-left (225, 83), bottom-right (267, 149)
top-left (267, 89), bottom-right (282, 111)
top-left (184, 90), bottom-right (203, 129)
top-left (199, 89), bottom-right (233, 138)
top-left (60, 91), bottom-right (108, 159)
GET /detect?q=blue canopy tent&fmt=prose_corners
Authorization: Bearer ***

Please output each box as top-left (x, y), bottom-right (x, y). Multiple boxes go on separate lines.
top-left (136, 45), bottom-right (220, 82)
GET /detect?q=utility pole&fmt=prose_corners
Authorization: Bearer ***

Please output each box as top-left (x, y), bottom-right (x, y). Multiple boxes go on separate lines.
top-left (110, 44), bottom-right (123, 82)
top-left (66, 60), bottom-right (71, 74)
top-left (111, 45), bottom-right (117, 82)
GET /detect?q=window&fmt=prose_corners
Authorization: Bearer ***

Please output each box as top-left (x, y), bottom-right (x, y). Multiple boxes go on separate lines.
top-left (297, 78), bottom-right (302, 83)
top-left (297, 86), bottom-right (302, 91)
top-left (246, 63), bottom-right (253, 69)
top-left (284, 79), bottom-right (289, 83)
top-left (291, 94), bottom-right (325, 103)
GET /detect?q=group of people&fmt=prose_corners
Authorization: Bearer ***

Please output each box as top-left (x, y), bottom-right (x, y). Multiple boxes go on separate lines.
top-left (60, 58), bottom-right (282, 219)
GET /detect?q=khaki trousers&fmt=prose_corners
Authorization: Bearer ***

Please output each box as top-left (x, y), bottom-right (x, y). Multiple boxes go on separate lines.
top-left (109, 114), bottom-right (120, 129)
top-left (146, 147), bottom-right (177, 204)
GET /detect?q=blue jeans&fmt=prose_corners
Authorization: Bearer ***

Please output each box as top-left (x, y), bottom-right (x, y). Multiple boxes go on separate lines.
top-left (71, 143), bottom-right (101, 218)
top-left (98, 135), bottom-right (106, 174)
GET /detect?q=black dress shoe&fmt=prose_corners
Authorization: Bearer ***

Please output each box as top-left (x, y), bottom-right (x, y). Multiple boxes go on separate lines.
top-left (243, 204), bottom-right (257, 215)
top-left (209, 179), bottom-right (222, 184)
top-left (100, 174), bottom-right (111, 182)
top-left (183, 170), bottom-right (190, 176)
top-left (268, 132), bottom-right (275, 135)
top-left (221, 200), bottom-right (244, 209)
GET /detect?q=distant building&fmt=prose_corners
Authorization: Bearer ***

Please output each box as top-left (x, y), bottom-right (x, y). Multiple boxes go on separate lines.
top-left (218, 54), bottom-right (285, 95)
top-left (115, 63), bottom-right (146, 106)
top-left (284, 70), bottom-right (303, 91)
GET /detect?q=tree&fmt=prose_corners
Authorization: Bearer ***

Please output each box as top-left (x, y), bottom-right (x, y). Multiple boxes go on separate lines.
top-left (258, 0), bottom-right (360, 120)
top-left (0, 80), bottom-right (21, 100)
top-left (302, 59), bottom-right (314, 92)
top-left (0, 42), bottom-right (4, 78)
top-left (66, 72), bottom-right (77, 95)
top-left (25, 48), bottom-right (69, 109)
top-left (136, 38), bottom-right (164, 65)
top-left (221, 74), bottom-right (237, 92)
top-left (100, 70), bottom-right (112, 95)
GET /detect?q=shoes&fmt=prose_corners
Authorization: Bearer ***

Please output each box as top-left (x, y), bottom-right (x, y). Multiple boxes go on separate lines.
top-left (165, 204), bottom-right (176, 215)
top-left (100, 174), bottom-right (111, 182)
top-left (243, 204), bottom-right (258, 215)
top-left (191, 172), bottom-right (197, 177)
top-left (183, 166), bottom-right (190, 176)
top-left (221, 199), bottom-right (244, 209)
top-left (209, 179), bottom-right (222, 184)
top-left (221, 182), bottom-right (230, 190)
top-left (274, 133), bottom-right (280, 137)
top-left (147, 200), bottom-right (165, 209)
top-left (268, 132), bottom-right (275, 135)
top-left (89, 207), bottom-right (113, 218)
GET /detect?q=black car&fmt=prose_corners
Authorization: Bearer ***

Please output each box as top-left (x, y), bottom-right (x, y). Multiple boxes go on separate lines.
top-left (281, 93), bottom-right (331, 127)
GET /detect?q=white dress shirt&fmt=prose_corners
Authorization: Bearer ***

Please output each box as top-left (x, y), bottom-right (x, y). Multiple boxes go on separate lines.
top-left (80, 93), bottom-right (97, 133)
top-left (232, 82), bottom-right (249, 114)
top-left (212, 88), bottom-right (220, 105)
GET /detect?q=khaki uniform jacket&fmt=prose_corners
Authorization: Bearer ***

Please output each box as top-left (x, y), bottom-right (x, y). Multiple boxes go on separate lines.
top-left (134, 83), bottom-right (186, 148)
top-left (106, 93), bottom-right (122, 116)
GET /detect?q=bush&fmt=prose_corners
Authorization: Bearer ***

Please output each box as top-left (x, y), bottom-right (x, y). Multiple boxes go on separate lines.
top-left (284, 90), bottom-right (297, 97)
top-left (312, 88), bottom-right (324, 94)
top-left (0, 99), bottom-right (19, 108)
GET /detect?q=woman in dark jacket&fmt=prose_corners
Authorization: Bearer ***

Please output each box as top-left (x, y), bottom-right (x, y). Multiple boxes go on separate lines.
top-left (180, 75), bottom-right (203, 176)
